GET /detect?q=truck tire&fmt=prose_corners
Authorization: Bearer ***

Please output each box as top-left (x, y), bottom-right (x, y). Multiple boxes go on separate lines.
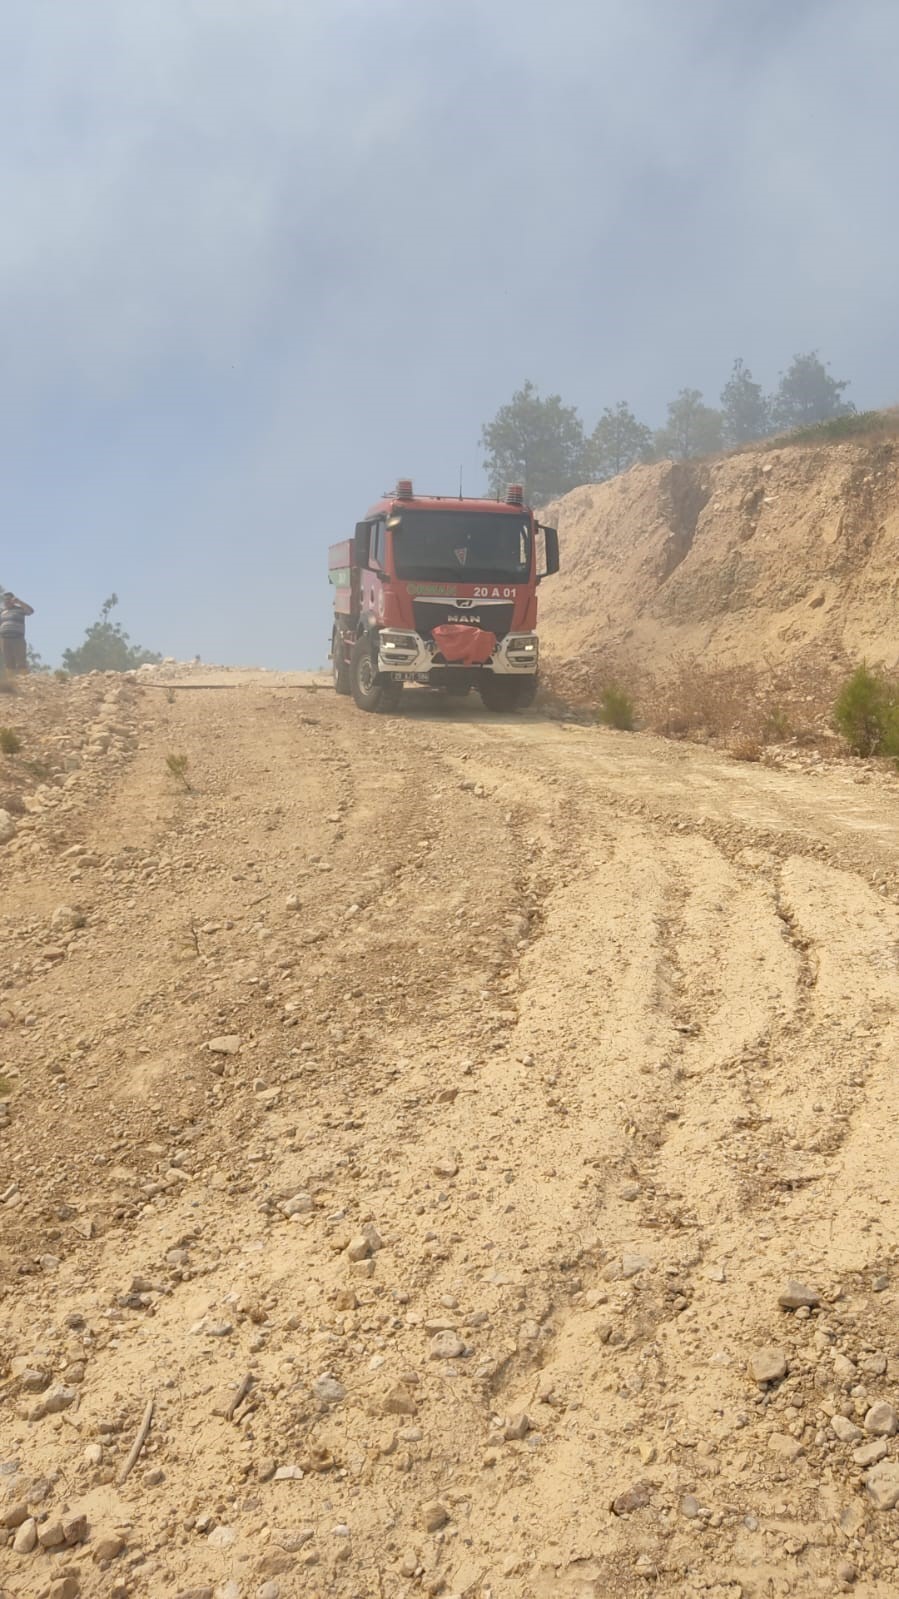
top-left (479, 675), bottom-right (537, 712)
top-left (350, 636), bottom-right (402, 714)
top-left (332, 627), bottom-right (351, 696)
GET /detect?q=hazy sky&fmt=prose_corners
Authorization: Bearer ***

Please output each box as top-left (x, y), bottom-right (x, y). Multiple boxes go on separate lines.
top-left (3, 0), bottom-right (897, 668)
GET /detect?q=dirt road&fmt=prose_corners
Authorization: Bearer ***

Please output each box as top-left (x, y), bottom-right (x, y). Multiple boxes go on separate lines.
top-left (2, 674), bottom-right (899, 1599)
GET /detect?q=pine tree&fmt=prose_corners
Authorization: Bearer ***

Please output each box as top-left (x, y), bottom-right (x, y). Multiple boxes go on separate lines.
top-left (771, 352), bottom-right (853, 430)
top-left (480, 381), bottom-right (587, 503)
top-left (587, 401), bottom-right (654, 480)
top-left (720, 359), bottom-right (770, 446)
top-left (654, 389), bottom-right (723, 460)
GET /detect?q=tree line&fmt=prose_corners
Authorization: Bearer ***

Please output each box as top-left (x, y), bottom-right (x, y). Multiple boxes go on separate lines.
top-left (480, 352), bottom-right (854, 503)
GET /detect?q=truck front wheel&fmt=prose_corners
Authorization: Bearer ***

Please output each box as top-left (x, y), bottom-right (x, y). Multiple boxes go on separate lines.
top-left (479, 675), bottom-right (537, 712)
top-left (350, 636), bottom-right (402, 713)
top-left (332, 627), bottom-right (351, 696)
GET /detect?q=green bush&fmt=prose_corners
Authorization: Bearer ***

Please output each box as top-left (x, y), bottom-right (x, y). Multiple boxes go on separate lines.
top-left (597, 684), bottom-right (636, 731)
top-left (63, 593), bottom-right (162, 675)
top-left (833, 665), bottom-right (899, 757)
top-left (0, 727), bottom-right (21, 754)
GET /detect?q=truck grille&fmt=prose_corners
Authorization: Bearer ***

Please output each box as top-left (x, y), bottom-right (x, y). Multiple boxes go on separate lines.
top-left (412, 601), bottom-right (514, 639)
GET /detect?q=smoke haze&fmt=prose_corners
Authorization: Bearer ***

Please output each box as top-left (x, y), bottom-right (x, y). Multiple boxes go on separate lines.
top-left (3, 0), bottom-right (897, 666)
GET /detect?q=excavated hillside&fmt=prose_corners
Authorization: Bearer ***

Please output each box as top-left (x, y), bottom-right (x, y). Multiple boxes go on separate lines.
top-left (539, 436), bottom-right (899, 682)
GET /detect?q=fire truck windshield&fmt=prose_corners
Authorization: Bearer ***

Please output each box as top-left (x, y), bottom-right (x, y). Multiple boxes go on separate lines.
top-left (391, 511), bottom-right (531, 584)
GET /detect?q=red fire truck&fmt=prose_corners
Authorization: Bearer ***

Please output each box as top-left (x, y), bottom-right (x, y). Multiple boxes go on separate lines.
top-left (329, 479), bottom-right (559, 713)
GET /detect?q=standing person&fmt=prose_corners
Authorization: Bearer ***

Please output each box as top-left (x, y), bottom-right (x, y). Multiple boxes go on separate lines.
top-left (0, 591), bottom-right (34, 673)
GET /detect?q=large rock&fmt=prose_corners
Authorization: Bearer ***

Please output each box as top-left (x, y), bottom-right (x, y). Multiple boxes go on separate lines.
top-left (778, 1279), bottom-right (821, 1310)
top-left (865, 1460), bottom-right (899, 1510)
top-left (749, 1348), bottom-right (788, 1385)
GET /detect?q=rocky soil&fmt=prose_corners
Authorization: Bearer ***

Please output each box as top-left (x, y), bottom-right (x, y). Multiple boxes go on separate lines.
top-left (539, 435), bottom-right (899, 686)
top-left (2, 671), bottom-right (899, 1599)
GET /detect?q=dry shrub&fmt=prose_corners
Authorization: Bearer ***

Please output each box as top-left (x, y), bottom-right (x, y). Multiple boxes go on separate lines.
top-left (542, 647), bottom-right (845, 753)
top-left (540, 648), bottom-right (644, 722)
top-left (729, 735), bottom-right (763, 762)
top-left (165, 752), bottom-right (192, 791)
top-left (642, 655), bottom-right (760, 741)
top-left (641, 652), bottom-right (842, 749)
top-left (0, 727), bottom-right (21, 755)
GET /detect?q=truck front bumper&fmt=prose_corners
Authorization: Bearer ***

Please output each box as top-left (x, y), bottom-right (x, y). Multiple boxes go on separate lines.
top-left (377, 629), bottom-right (539, 676)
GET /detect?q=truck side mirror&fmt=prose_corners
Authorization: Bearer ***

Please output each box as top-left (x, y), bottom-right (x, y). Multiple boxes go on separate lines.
top-left (536, 525), bottom-right (560, 578)
top-left (354, 522), bottom-right (370, 567)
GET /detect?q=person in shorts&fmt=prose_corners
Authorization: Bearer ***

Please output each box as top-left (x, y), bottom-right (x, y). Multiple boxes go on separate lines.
top-left (0, 591), bottom-right (34, 672)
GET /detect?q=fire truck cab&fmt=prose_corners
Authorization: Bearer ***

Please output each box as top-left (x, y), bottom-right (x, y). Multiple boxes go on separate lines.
top-left (329, 479), bottom-right (559, 713)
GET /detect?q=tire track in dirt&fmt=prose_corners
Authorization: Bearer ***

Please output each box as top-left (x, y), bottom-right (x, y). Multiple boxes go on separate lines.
top-left (3, 683), bottom-right (899, 1599)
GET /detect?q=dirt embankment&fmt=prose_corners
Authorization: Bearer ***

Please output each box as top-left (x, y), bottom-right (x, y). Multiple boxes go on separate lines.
top-left (539, 437), bottom-right (899, 686)
top-left (2, 672), bottom-right (899, 1597)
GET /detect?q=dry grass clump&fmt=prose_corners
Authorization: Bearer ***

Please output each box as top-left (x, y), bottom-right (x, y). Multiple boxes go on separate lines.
top-left (165, 752), bottom-right (193, 792)
top-left (641, 656), bottom-right (760, 741)
top-left (729, 735), bottom-right (763, 762)
top-left (0, 727), bottom-right (22, 754)
top-left (543, 647), bottom-right (844, 755)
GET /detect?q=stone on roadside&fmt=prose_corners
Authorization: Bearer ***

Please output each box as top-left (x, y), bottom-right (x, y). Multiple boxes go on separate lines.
top-left (611, 1482), bottom-right (651, 1515)
top-left (503, 1412), bottom-right (531, 1441)
top-left (429, 1331), bottom-right (465, 1360)
top-left (280, 1193), bottom-right (313, 1218)
top-left (207, 1524), bottom-right (236, 1549)
top-left (749, 1348), bottom-right (787, 1385)
top-left (93, 1532), bottom-right (126, 1564)
top-left (778, 1280), bottom-right (821, 1311)
top-left (272, 1527), bottom-right (314, 1551)
top-left (864, 1402), bottom-right (898, 1437)
top-left (865, 1460), bottom-right (899, 1510)
top-left (768, 1432), bottom-right (803, 1461)
top-left (831, 1415), bottom-right (864, 1443)
top-left (383, 1384), bottom-right (418, 1416)
top-left (854, 1439), bottom-right (888, 1468)
top-left (347, 1235), bottom-right (371, 1262)
top-left (422, 1501), bottom-right (449, 1532)
top-left (49, 1577), bottom-right (81, 1599)
top-left (207, 1035), bottom-right (241, 1055)
top-left (28, 1383), bottom-right (78, 1420)
top-left (51, 904), bottom-right (86, 931)
top-left (62, 1511), bottom-right (88, 1545)
top-left (13, 1516), bottom-right (37, 1554)
top-left (37, 1519), bottom-right (66, 1549)
top-left (312, 1375), bottom-right (345, 1406)
top-left (0, 809), bottom-right (16, 845)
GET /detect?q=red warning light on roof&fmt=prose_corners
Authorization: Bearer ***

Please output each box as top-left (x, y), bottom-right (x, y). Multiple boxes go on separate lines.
top-left (506, 484), bottom-right (524, 505)
top-left (396, 478), bottom-right (414, 500)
